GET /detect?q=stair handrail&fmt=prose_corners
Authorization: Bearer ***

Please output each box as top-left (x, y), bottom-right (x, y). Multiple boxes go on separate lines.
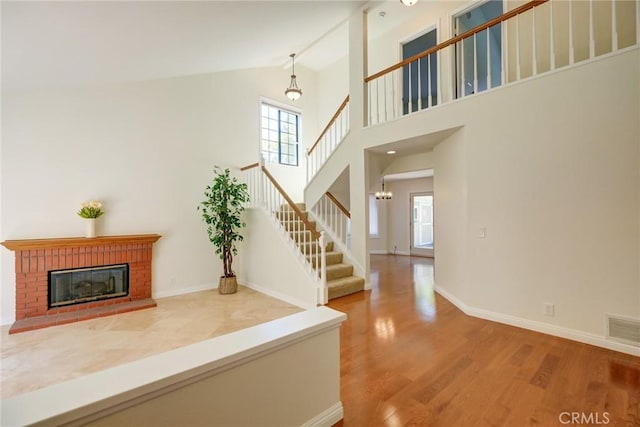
top-left (240, 159), bottom-right (328, 305)
top-left (240, 162), bottom-right (260, 171)
top-left (365, 0), bottom-right (548, 83)
top-left (325, 192), bottom-right (350, 219)
top-left (306, 96), bottom-right (351, 182)
top-left (261, 167), bottom-right (321, 240)
top-left (240, 160), bottom-right (327, 304)
top-left (308, 95), bottom-right (350, 155)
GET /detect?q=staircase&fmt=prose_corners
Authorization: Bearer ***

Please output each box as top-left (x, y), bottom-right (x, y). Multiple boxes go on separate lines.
top-left (277, 203), bottom-right (364, 300)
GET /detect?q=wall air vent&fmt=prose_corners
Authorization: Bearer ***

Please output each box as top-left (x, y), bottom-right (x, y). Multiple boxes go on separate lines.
top-left (607, 314), bottom-right (640, 347)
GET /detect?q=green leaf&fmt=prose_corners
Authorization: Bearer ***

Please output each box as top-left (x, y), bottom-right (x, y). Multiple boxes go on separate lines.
top-left (197, 166), bottom-right (250, 277)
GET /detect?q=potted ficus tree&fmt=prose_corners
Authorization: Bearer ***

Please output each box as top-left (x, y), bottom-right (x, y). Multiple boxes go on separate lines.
top-left (198, 167), bottom-right (250, 294)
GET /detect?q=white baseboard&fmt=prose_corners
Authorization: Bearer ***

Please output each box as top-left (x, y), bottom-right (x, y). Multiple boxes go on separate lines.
top-left (301, 402), bottom-right (343, 427)
top-left (369, 250), bottom-right (388, 255)
top-left (0, 283), bottom-right (218, 326)
top-left (239, 279), bottom-right (316, 310)
top-left (435, 286), bottom-right (640, 357)
top-left (153, 282), bottom-right (216, 299)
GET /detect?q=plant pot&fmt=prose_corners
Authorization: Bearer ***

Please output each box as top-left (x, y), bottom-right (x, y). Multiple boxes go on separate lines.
top-left (218, 276), bottom-right (238, 295)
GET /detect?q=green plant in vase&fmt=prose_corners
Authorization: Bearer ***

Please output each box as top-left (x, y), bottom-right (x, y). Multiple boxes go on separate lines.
top-left (198, 167), bottom-right (249, 294)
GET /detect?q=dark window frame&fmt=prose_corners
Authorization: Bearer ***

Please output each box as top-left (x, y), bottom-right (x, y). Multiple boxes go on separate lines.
top-left (261, 102), bottom-right (300, 167)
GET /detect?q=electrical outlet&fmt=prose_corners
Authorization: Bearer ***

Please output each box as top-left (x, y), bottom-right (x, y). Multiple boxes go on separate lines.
top-left (479, 227), bottom-right (486, 238)
top-left (543, 302), bottom-right (555, 317)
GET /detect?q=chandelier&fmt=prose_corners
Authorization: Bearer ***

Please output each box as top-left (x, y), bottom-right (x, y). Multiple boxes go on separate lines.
top-left (285, 53), bottom-right (302, 101)
top-left (375, 177), bottom-right (392, 200)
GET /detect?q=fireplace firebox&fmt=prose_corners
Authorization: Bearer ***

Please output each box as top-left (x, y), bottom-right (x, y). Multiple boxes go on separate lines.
top-left (49, 264), bottom-right (129, 308)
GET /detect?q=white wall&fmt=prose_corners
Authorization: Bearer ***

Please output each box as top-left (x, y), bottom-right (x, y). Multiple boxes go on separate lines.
top-left (1, 307), bottom-right (346, 427)
top-left (433, 49), bottom-right (639, 347)
top-left (1, 66), bottom-right (318, 324)
top-left (316, 55), bottom-right (350, 129)
top-left (237, 208), bottom-right (318, 308)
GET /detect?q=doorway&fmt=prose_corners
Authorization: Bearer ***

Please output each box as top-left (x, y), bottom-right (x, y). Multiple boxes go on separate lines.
top-left (402, 27), bottom-right (438, 114)
top-left (453, 0), bottom-right (503, 98)
top-left (410, 192), bottom-right (434, 258)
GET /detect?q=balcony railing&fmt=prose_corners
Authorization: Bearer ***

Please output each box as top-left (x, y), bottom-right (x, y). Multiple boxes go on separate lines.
top-left (366, 0), bottom-right (639, 126)
top-left (311, 192), bottom-right (351, 253)
top-left (306, 95), bottom-right (350, 183)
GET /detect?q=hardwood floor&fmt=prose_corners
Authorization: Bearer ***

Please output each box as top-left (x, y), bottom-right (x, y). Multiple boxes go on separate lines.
top-left (329, 255), bottom-right (640, 427)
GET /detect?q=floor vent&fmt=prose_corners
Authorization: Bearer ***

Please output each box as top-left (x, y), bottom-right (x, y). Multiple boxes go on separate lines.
top-left (607, 315), bottom-right (640, 346)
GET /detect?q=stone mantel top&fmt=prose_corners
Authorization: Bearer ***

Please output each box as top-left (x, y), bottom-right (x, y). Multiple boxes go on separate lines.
top-left (1, 234), bottom-right (162, 251)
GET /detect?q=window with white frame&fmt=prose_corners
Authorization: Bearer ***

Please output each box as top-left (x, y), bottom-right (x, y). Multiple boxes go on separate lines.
top-left (369, 194), bottom-right (378, 236)
top-left (261, 102), bottom-right (300, 166)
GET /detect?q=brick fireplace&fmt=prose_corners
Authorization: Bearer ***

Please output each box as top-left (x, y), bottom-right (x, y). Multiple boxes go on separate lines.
top-left (1, 234), bottom-right (161, 333)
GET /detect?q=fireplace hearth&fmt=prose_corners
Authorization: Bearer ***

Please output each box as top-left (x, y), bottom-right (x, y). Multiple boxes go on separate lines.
top-left (1, 234), bottom-right (161, 333)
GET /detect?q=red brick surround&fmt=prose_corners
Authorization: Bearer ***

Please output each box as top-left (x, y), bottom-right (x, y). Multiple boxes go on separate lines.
top-left (1, 234), bottom-right (161, 333)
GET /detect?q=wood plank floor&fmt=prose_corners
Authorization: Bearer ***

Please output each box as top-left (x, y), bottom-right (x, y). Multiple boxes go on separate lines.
top-left (329, 255), bottom-right (640, 427)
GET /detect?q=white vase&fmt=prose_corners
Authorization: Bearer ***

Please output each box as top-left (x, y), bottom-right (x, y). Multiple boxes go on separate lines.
top-left (85, 218), bottom-right (96, 238)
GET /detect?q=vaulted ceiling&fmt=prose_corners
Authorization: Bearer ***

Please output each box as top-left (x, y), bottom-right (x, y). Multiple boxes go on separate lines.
top-left (1, 1), bottom-right (366, 92)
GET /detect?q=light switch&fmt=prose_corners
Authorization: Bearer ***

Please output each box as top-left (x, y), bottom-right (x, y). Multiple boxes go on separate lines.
top-left (479, 227), bottom-right (486, 238)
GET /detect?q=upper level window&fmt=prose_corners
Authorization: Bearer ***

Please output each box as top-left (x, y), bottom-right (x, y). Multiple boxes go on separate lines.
top-left (261, 102), bottom-right (300, 166)
top-left (402, 28), bottom-right (438, 114)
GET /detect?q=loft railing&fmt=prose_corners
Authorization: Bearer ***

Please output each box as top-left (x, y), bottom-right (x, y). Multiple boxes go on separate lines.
top-left (306, 95), bottom-right (350, 182)
top-left (241, 161), bottom-right (327, 303)
top-left (311, 192), bottom-right (351, 253)
top-left (366, 0), bottom-right (639, 126)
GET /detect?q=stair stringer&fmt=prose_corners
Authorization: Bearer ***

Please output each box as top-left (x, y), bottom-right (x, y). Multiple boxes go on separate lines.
top-left (307, 210), bottom-right (365, 282)
top-left (304, 133), bottom-right (355, 212)
top-left (236, 206), bottom-right (321, 308)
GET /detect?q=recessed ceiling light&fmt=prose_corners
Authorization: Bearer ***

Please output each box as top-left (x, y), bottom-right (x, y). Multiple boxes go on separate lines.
top-left (386, 150), bottom-right (396, 154)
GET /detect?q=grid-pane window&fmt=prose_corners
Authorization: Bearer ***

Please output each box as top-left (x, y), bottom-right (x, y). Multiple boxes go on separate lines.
top-left (261, 103), bottom-right (300, 166)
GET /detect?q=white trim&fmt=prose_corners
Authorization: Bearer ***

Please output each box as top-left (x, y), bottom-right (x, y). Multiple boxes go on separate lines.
top-left (259, 97), bottom-right (303, 167)
top-left (308, 209), bottom-right (366, 279)
top-left (301, 402), bottom-right (344, 427)
top-left (449, 0), bottom-right (501, 24)
top-left (153, 282), bottom-right (216, 299)
top-left (2, 307), bottom-right (346, 427)
top-left (260, 95), bottom-right (303, 115)
top-left (365, 43), bottom-right (640, 131)
top-left (435, 286), bottom-right (640, 357)
top-left (239, 278), bottom-right (316, 310)
top-left (369, 249), bottom-right (388, 255)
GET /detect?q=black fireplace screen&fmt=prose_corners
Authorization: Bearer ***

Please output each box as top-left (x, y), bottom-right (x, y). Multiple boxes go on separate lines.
top-left (48, 264), bottom-right (129, 308)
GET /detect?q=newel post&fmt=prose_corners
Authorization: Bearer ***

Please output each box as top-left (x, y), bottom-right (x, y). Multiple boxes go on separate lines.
top-left (319, 231), bottom-right (328, 305)
top-left (258, 157), bottom-right (266, 208)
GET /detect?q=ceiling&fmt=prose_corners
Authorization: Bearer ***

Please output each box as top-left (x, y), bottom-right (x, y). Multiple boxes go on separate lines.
top-left (1, 0), bottom-right (416, 93)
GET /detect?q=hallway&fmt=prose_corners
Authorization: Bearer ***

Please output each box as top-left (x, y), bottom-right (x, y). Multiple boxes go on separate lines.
top-left (329, 255), bottom-right (640, 426)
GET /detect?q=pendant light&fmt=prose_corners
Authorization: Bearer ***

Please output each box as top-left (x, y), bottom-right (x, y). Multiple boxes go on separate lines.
top-left (285, 53), bottom-right (302, 101)
top-left (375, 177), bottom-right (392, 200)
